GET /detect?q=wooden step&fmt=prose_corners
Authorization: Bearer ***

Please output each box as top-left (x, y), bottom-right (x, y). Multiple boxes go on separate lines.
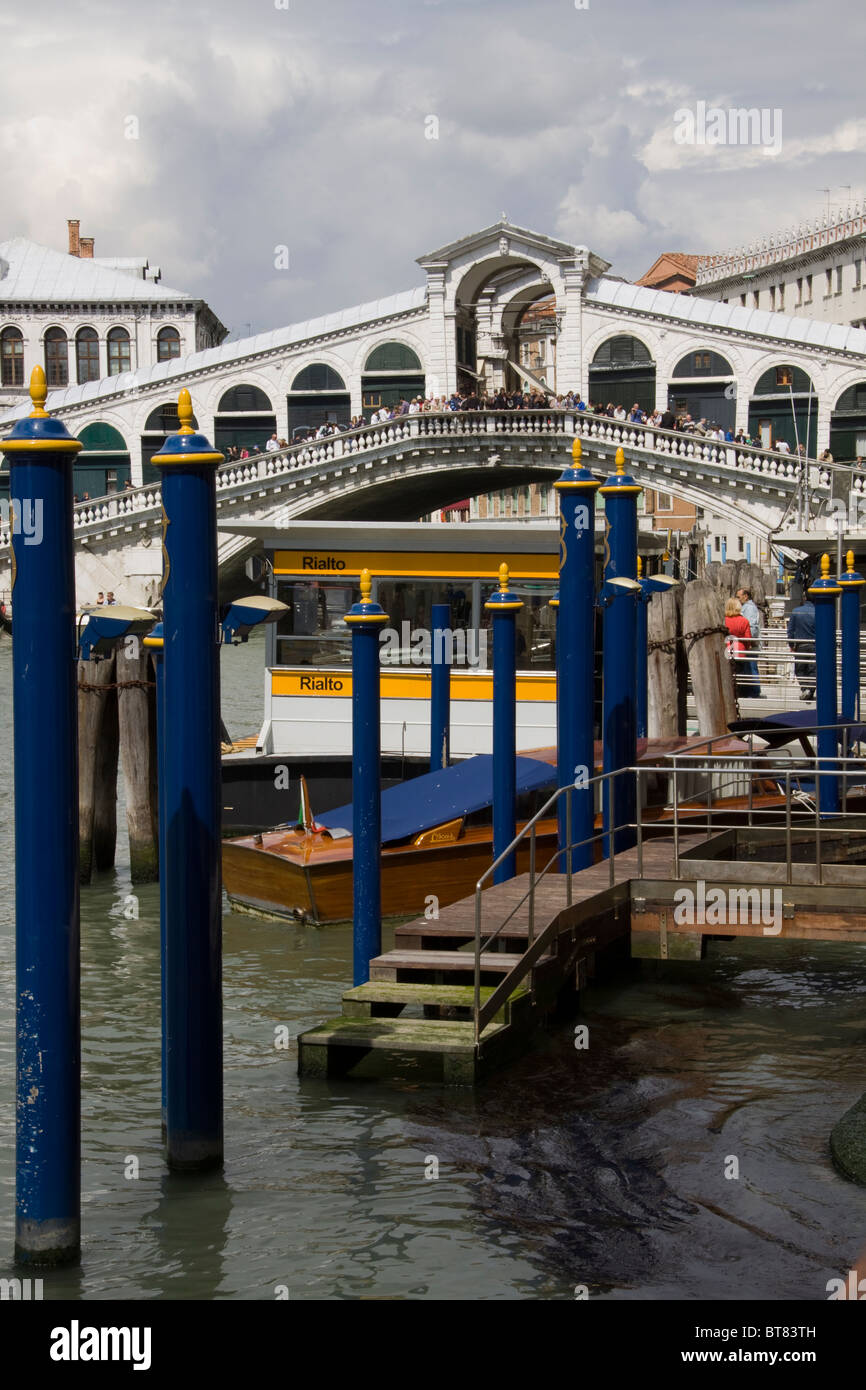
top-left (300, 1015), bottom-right (505, 1054)
top-left (342, 979), bottom-right (529, 1022)
top-left (369, 948), bottom-right (546, 982)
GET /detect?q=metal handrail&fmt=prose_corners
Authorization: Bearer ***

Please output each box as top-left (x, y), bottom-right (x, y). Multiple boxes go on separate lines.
top-left (471, 746), bottom-right (866, 1044)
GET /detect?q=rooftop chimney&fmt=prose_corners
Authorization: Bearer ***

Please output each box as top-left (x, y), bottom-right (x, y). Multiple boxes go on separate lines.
top-left (79, 236), bottom-right (94, 259)
top-left (67, 219), bottom-right (80, 256)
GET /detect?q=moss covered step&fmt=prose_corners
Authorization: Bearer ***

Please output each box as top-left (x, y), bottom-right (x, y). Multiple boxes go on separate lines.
top-left (341, 979), bottom-right (530, 1023)
top-left (299, 1014), bottom-right (506, 1053)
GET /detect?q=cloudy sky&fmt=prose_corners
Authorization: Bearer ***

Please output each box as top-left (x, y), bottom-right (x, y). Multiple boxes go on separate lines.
top-left (2, 0), bottom-right (864, 336)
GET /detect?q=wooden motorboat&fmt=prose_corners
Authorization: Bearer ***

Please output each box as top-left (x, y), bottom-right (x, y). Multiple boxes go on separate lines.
top-left (222, 734), bottom-right (755, 925)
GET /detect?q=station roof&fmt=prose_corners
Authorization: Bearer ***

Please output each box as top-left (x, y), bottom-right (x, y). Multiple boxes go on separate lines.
top-left (0, 237), bottom-right (191, 304)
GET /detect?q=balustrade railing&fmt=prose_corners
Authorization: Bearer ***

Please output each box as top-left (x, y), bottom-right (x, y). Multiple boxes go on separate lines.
top-left (2, 407), bottom-right (860, 549)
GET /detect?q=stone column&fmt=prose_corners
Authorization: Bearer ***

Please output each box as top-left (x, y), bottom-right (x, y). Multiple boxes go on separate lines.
top-left (556, 253), bottom-right (585, 395)
top-left (423, 264), bottom-right (449, 399)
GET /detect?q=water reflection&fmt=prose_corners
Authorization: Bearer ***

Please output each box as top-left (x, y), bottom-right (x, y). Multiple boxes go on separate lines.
top-left (2, 634), bottom-right (866, 1300)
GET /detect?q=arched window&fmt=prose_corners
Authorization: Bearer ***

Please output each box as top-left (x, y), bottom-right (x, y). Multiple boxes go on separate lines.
top-left (752, 364), bottom-right (814, 396)
top-left (0, 326), bottom-right (23, 387)
top-left (157, 326), bottom-right (181, 362)
top-left (76, 327), bottom-right (100, 384)
top-left (672, 350), bottom-right (734, 378)
top-left (364, 343), bottom-right (422, 372)
top-left (78, 422), bottom-right (128, 452)
top-left (44, 327), bottom-right (69, 387)
top-left (290, 364), bottom-right (346, 392)
top-left (590, 336), bottom-right (654, 369)
top-left (144, 401), bottom-right (198, 433)
top-left (217, 383), bottom-right (274, 412)
top-left (107, 327), bottom-right (131, 376)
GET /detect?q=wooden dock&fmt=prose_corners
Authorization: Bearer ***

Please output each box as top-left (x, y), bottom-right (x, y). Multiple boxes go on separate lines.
top-left (298, 826), bottom-right (866, 1085)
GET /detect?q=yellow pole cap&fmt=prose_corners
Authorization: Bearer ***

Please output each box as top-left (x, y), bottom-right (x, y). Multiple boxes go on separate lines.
top-left (637, 555), bottom-right (643, 579)
top-left (177, 388), bottom-right (195, 435)
top-left (846, 549), bottom-right (855, 574)
top-left (615, 447), bottom-right (625, 475)
top-left (29, 366), bottom-right (48, 419)
top-left (360, 567), bottom-right (372, 602)
top-left (820, 552), bottom-right (831, 579)
top-left (571, 438), bottom-right (582, 464)
top-left (498, 561), bottom-right (510, 593)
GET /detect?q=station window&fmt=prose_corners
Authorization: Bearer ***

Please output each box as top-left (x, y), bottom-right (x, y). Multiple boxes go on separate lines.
top-left (655, 491), bottom-right (673, 512)
top-left (44, 327), bottom-right (69, 387)
top-left (836, 265), bottom-right (844, 294)
top-left (806, 274), bottom-right (813, 302)
top-left (107, 327), bottom-right (131, 375)
top-left (480, 579), bottom-right (557, 671)
top-left (0, 326), bottom-right (24, 386)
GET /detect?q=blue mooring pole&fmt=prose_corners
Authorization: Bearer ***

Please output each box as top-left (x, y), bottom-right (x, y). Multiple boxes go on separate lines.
top-left (808, 554), bottom-right (841, 817)
top-left (2, 368), bottom-right (82, 1265)
top-left (346, 569), bottom-right (389, 985)
top-left (486, 563), bottom-right (523, 884)
top-left (142, 623), bottom-right (167, 1140)
top-left (838, 550), bottom-right (863, 723)
top-left (552, 438), bottom-right (599, 871)
top-left (430, 602), bottom-right (451, 772)
top-left (152, 390), bottom-right (224, 1170)
top-left (599, 448), bottom-right (642, 856)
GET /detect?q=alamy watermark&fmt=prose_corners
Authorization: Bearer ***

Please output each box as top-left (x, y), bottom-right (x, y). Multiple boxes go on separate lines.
top-left (674, 101), bottom-right (782, 157)
top-left (0, 498), bottom-right (43, 545)
top-left (379, 623), bottom-right (487, 668)
top-left (673, 879), bottom-right (782, 935)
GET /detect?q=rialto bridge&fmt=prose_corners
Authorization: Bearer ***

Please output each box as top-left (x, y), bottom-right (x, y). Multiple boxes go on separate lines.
top-left (1, 407), bottom-right (860, 608)
top-left (4, 217), bottom-right (866, 602)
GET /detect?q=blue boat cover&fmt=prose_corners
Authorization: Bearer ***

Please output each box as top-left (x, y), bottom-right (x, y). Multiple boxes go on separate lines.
top-left (317, 754), bottom-right (557, 844)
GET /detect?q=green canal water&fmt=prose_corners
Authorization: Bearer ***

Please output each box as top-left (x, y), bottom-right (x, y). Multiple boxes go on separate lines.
top-left (1, 628), bottom-right (866, 1300)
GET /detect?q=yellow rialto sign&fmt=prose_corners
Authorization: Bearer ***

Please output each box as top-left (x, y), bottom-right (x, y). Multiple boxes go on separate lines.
top-left (272, 670), bottom-right (557, 701)
top-left (272, 550), bottom-right (557, 580)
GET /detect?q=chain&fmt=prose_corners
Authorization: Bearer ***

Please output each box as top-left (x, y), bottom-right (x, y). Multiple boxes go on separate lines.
top-left (648, 624), bottom-right (727, 656)
top-left (77, 679), bottom-right (155, 693)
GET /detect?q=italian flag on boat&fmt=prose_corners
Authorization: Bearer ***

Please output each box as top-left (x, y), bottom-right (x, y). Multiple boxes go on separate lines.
top-left (297, 775), bottom-right (324, 833)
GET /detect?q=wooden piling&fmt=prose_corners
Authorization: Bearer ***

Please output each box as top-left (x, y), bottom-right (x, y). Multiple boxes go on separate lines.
top-left (78, 654), bottom-right (118, 883)
top-left (93, 673), bottom-right (119, 873)
top-left (116, 638), bottom-right (159, 883)
top-left (682, 579), bottom-right (737, 736)
top-left (647, 588), bottom-right (679, 738)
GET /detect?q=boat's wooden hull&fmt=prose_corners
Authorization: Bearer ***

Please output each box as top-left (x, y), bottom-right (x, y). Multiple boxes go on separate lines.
top-left (223, 821), bottom-right (561, 925)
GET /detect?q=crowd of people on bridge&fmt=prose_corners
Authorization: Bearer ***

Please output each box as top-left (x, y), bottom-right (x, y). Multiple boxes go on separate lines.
top-left (210, 387), bottom-right (824, 463)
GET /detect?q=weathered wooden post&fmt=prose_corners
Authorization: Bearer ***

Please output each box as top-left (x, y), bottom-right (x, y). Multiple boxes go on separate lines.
top-left (682, 579), bottom-right (737, 736)
top-left (116, 635), bottom-right (159, 882)
top-left (809, 554), bottom-right (841, 816)
top-left (2, 367), bottom-right (82, 1265)
top-left (636, 556), bottom-right (678, 740)
top-left (552, 438), bottom-right (600, 871)
top-left (77, 652), bottom-right (118, 881)
top-left (152, 388), bottom-right (225, 1171)
top-left (599, 448), bottom-right (642, 855)
top-left (430, 602), bottom-right (451, 773)
top-left (345, 569), bottom-right (389, 985)
top-left (647, 587), bottom-right (680, 738)
top-left (486, 563), bottom-right (523, 883)
top-left (838, 550), bottom-right (864, 723)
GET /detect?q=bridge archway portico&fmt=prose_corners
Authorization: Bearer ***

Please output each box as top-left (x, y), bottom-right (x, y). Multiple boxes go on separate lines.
top-left (417, 220), bottom-right (610, 401)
